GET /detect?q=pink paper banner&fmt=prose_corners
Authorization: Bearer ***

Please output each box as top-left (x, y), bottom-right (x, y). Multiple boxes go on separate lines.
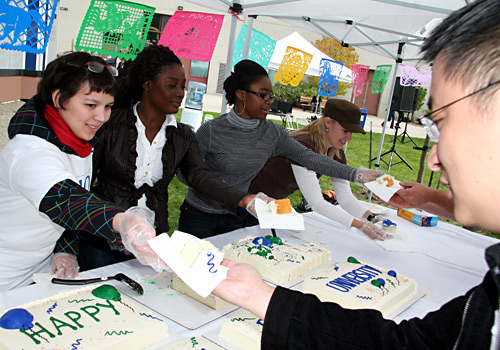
top-left (401, 64), bottom-right (432, 87)
top-left (352, 64), bottom-right (370, 97)
top-left (158, 11), bottom-right (224, 62)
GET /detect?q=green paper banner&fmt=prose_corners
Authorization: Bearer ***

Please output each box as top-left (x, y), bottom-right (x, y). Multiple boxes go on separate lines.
top-left (75, 0), bottom-right (155, 60)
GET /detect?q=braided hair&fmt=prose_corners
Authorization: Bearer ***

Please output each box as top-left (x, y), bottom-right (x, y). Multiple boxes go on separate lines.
top-left (114, 45), bottom-right (182, 108)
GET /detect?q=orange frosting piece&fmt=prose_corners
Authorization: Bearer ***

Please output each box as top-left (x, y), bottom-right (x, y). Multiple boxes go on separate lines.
top-left (275, 199), bottom-right (292, 214)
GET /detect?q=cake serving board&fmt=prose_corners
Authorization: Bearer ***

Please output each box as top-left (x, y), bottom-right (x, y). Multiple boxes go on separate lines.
top-left (204, 328), bottom-right (248, 350)
top-left (120, 270), bottom-right (239, 330)
top-left (203, 309), bottom-right (255, 350)
top-left (88, 260), bottom-right (239, 330)
top-left (290, 278), bottom-right (426, 320)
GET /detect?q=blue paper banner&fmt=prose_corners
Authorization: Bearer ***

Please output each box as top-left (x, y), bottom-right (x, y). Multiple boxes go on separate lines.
top-left (0, 0), bottom-right (59, 53)
top-left (317, 58), bottom-right (344, 97)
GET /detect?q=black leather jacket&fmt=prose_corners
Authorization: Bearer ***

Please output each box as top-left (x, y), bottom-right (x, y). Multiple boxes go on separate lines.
top-left (263, 243), bottom-right (500, 349)
top-left (91, 107), bottom-right (248, 234)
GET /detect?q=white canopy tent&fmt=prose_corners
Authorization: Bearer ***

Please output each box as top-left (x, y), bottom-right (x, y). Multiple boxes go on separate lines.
top-left (268, 31), bottom-right (352, 83)
top-left (185, 0), bottom-right (471, 169)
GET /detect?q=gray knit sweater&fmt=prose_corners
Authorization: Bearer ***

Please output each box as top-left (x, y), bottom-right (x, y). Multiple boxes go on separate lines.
top-left (184, 109), bottom-right (357, 214)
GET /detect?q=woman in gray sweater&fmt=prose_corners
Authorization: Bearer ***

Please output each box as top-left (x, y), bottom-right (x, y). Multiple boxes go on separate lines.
top-left (178, 60), bottom-right (381, 238)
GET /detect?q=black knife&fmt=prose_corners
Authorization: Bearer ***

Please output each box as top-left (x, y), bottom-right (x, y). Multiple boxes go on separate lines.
top-left (51, 273), bottom-right (144, 295)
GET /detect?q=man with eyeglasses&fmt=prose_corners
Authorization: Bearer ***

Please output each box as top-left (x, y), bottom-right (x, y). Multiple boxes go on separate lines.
top-left (390, 78), bottom-right (500, 220)
top-left (210, 1), bottom-right (500, 348)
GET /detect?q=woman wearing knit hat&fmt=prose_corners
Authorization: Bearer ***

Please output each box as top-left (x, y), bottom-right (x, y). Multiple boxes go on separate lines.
top-left (250, 98), bottom-right (390, 240)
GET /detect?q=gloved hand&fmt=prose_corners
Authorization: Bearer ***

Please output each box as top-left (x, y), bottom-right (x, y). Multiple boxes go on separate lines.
top-left (118, 206), bottom-right (167, 272)
top-left (355, 168), bottom-right (384, 185)
top-left (50, 252), bottom-right (79, 279)
top-left (246, 192), bottom-right (275, 218)
top-left (359, 221), bottom-right (388, 241)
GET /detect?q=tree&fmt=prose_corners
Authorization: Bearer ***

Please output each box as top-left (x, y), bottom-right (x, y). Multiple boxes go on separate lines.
top-left (311, 36), bottom-right (359, 96)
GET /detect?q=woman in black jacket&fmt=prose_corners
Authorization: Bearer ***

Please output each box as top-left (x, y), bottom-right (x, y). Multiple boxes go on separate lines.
top-left (74, 45), bottom-right (256, 270)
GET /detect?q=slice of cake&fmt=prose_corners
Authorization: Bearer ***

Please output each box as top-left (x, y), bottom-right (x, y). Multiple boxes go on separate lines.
top-left (222, 236), bottom-right (331, 285)
top-left (172, 275), bottom-right (228, 310)
top-left (301, 257), bottom-right (418, 318)
top-left (266, 199), bottom-right (292, 214)
top-left (219, 310), bottom-right (263, 350)
top-left (380, 219), bottom-right (397, 233)
top-left (165, 336), bottom-right (224, 349)
top-left (180, 236), bottom-right (219, 267)
top-left (376, 174), bottom-right (396, 187)
top-left (0, 284), bottom-right (168, 350)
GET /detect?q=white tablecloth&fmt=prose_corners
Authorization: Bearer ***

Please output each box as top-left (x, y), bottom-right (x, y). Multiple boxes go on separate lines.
top-left (2, 209), bottom-right (498, 347)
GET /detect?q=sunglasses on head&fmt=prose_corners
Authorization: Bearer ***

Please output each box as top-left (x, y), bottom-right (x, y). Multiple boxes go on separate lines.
top-left (85, 61), bottom-right (119, 77)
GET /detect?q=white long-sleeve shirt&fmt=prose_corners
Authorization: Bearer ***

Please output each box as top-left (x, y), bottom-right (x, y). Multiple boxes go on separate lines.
top-left (292, 164), bottom-right (368, 228)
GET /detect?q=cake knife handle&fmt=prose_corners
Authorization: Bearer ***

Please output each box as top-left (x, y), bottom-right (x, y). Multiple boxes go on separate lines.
top-left (271, 228), bottom-right (277, 237)
top-left (51, 277), bottom-right (106, 285)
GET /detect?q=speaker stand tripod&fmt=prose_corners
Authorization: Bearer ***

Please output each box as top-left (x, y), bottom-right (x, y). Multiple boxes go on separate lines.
top-left (372, 117), bottom-right (413, 171)
top-left (391, 112), bottom-right (417, 147)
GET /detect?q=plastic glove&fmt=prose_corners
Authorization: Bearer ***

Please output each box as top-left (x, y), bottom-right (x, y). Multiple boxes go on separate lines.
top-left (50, 252), bottom-right (79, 279)
top-left (355, 168), bottom-right (384, 185)
top-left (246, 192), bottom-right (275, 218)
top-left (118, 206), bottom-right (167, 272)
top-left (359, 221), bottom-right (388, 241)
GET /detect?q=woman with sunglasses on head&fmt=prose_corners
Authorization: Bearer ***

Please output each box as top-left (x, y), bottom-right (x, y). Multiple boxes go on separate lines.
top-left (0, 52), bottom-right (164, 292)
top-left (178, 59), bottom-right (383, 239)
top-left (73, 45), bottom-right (257, 271)
top-left (250, 99), bottom-right (390, 240)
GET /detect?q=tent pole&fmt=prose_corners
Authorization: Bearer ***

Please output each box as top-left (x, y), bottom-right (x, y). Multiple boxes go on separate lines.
top-left (242, 16), bottom-right (256, 59)
top-left (221, 2), bottom-right (242, 115)
top-left (374, 42), bottom-right (404, 169)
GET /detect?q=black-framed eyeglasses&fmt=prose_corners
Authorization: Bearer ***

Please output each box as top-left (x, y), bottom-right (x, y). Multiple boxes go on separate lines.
top-left (86, 61), bottom-right (119, 77)
top-left (243, 89), bottom-right (275, 102)
top-left (420, 80), bottom-right (500, 143)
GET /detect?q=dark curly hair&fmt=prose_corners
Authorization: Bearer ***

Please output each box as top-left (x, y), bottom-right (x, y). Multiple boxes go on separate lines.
top-left (421, 0), bottom-right (500, 111)
top-left (35, 51), bottom-right (116, 112)
top-left (113, 45), bottom-right (182, 108)
top-left (223, 59), bottom-right (269, 105)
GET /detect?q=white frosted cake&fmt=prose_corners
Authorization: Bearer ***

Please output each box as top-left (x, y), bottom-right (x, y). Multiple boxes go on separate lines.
top-left (165, 336), bottom-right (224, 349)
top-left (301, 257), bottom-right (418, 318)
top-left (180, 236), bottom-right (219, 267)
top-left (0, 284), bottom-right (168, 349)
top-left (222, 236), bottom-right (331, 285)
top-left (219, 310), bottom-right (263, 350)
top-left (172, 275), bottom-right (228, 310)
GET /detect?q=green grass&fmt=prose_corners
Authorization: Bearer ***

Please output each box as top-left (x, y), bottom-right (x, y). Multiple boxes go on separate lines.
top-left (168, 109), bottom-right (499, 240)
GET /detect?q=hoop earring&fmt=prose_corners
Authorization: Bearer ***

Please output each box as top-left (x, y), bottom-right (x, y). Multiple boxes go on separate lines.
top-left (235, 99), bottom-right (246, 115)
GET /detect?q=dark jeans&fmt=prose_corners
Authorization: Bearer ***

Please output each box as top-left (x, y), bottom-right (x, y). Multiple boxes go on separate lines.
top-left (78, 237), bottom-right (133, 271)
top-left (178, 200), bottom-right (259, 239)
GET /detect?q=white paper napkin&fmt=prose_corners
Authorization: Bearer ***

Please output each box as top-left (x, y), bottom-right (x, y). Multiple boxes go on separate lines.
top-left (148, 231), bottom-right (228, 298)
top-left (364, 176), bottom-right (404, 202)
top-left (373, 231), bottom-right (414, 252)
top-left (256, 199), bottom-right (305, 230)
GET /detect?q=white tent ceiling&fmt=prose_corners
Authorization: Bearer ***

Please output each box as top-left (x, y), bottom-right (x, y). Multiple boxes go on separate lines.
top-left (186, 0), bottom-right (470, 61)
top-left (269, 31), bottom-right (352, 82)
top-left (185, 0), bottom-right (472, 169)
